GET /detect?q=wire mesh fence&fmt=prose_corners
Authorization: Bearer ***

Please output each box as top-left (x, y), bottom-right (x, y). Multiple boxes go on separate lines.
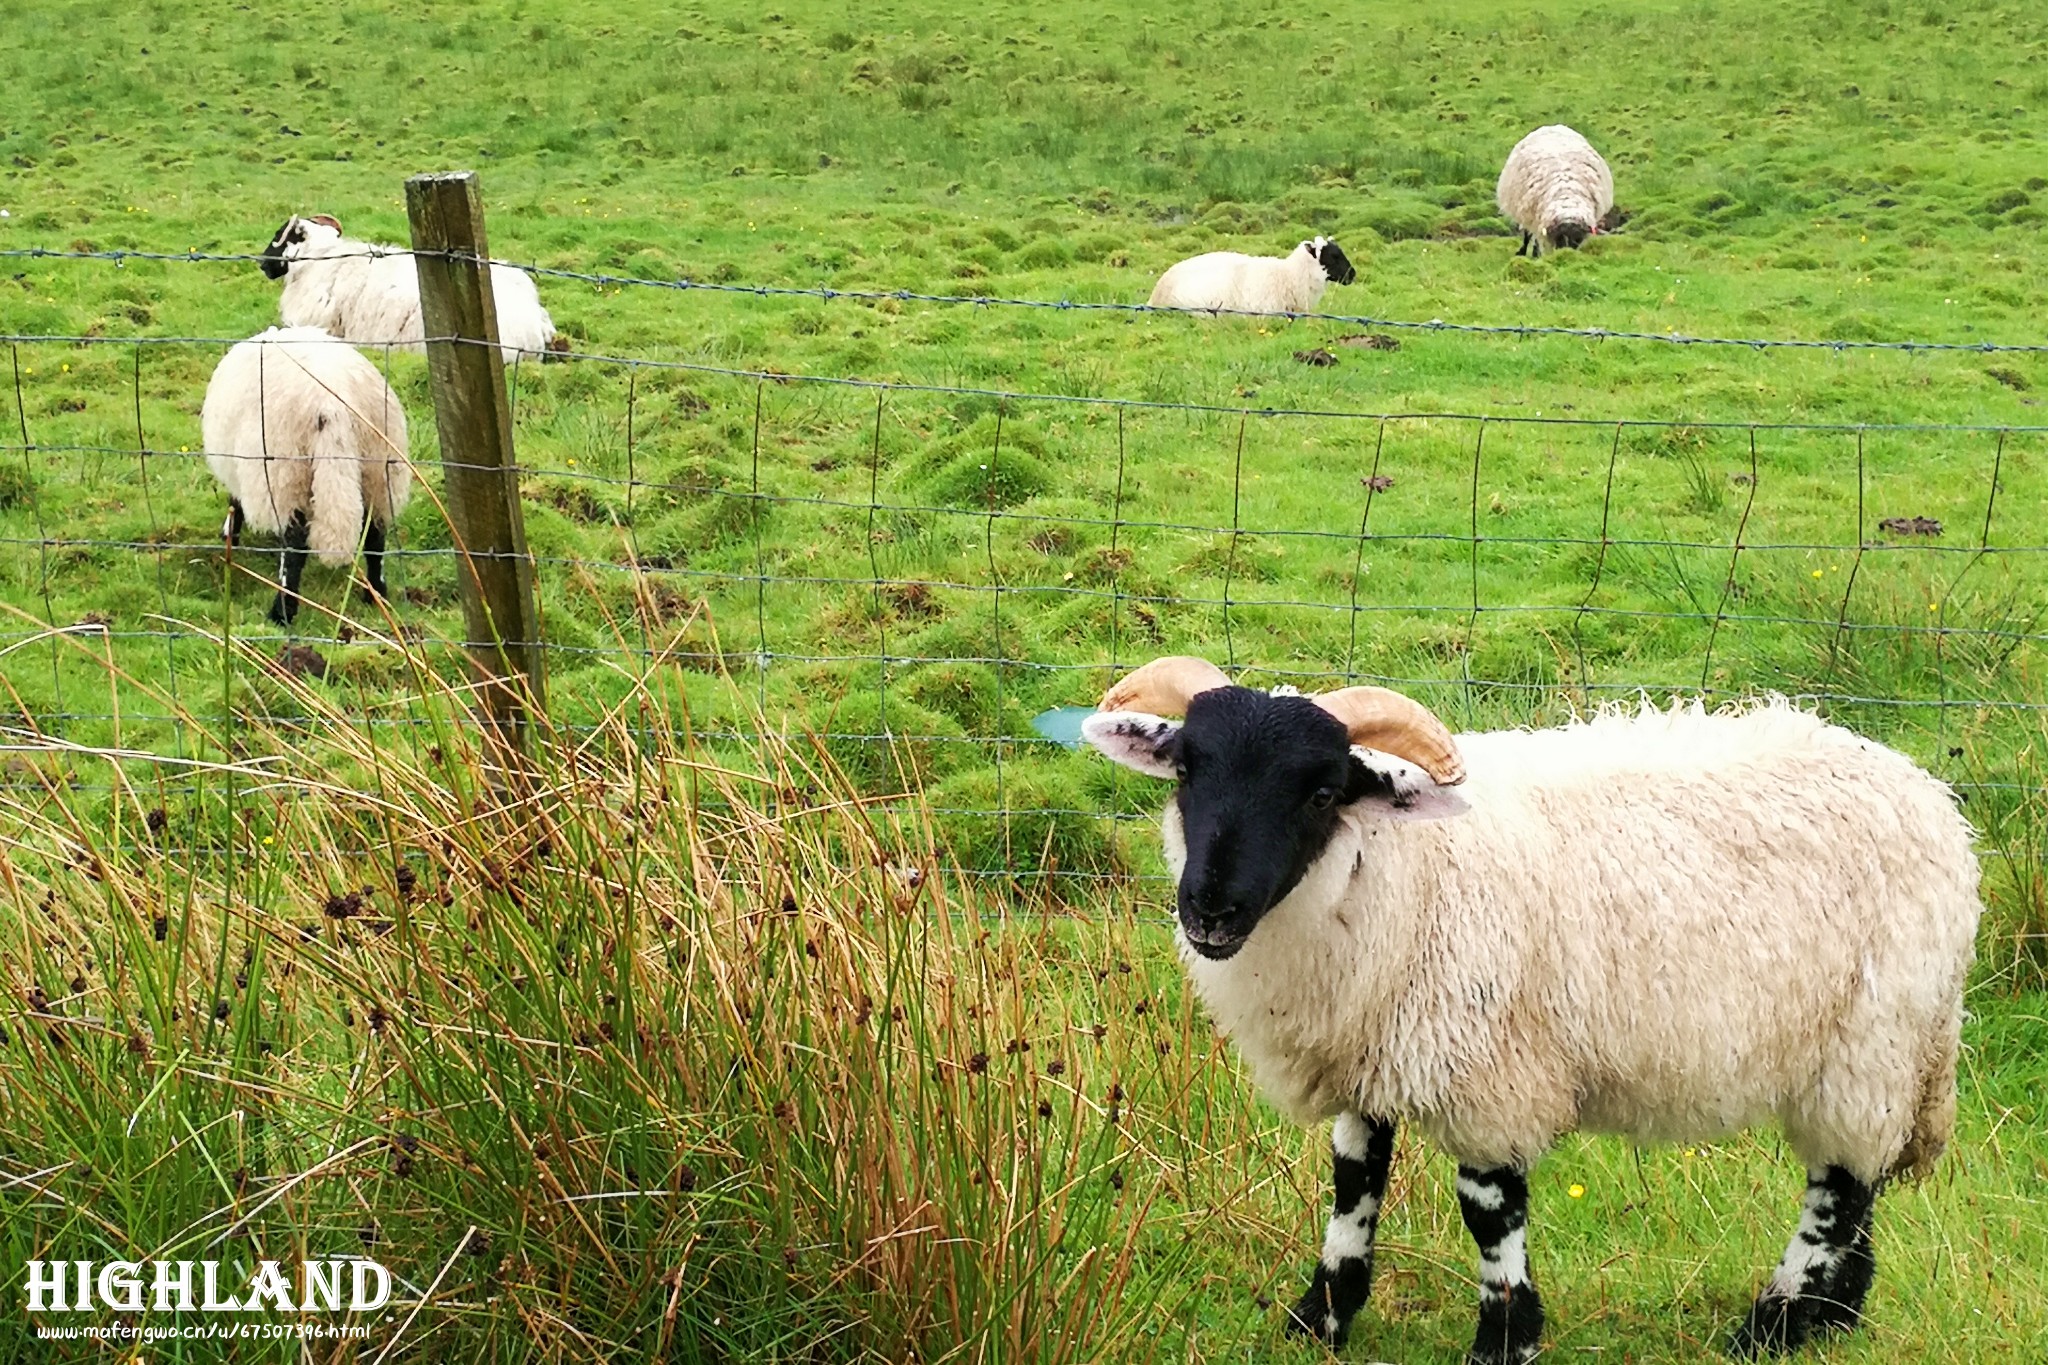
top-left (5, 235), bottom-right (2047, 895)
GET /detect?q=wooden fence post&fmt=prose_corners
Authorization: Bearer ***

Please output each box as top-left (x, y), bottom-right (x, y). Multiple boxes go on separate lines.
top-left (404, 171), bottom-right (546, 753)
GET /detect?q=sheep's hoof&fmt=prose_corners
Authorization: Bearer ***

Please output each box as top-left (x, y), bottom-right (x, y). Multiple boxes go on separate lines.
top-left (1465, 1349), bottom-right (1538, 1365)
top-left (1731, 1294), bottom-right (1808, 1357)
top-left (1282, 1289), bottom-right (1347, 1348)
top-left (1732, 1281), bottom-right (1868, 1358)
top-left (267, 598), bottom-right (296, 628)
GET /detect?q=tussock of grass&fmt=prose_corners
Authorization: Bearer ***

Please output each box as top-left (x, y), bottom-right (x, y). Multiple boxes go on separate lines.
top-left (0, 642), bottom-right (1209, 1358)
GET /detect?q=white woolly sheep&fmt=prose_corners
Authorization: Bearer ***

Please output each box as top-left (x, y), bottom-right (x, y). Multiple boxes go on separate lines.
top-left (1496, 124), bottom-right (1614, 256)
top-left (260, 214), bottom-right (564, 363)
top-left (1083, 657), bottom-right (1979, 1364)
top-left (1147, 236), bottom-right (1357, 316)
top-left (202, 326), bottom-right (411, 626)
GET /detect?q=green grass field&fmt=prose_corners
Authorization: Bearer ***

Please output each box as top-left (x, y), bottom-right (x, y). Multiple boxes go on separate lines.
top-left (3, 0), bottom-right (2047, 1360)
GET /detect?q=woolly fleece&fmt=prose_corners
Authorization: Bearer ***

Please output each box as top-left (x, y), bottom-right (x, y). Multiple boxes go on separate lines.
top-left (201, 327), bottom-right (411, 565)
top-left (1159, 698), bottom-right (1977, 1182)
top-left (1496, 124), bottom-right (1615, 253)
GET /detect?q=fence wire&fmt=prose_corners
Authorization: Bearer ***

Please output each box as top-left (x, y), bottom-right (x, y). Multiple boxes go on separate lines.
top-left (4, 247), bottom-right (2046, 891)
top-left (10, 244), bottom-right (2048, 354)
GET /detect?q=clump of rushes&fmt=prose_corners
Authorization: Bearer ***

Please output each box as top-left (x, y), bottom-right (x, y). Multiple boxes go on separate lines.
top-left (0, 628), bottom-right (1225, 1362)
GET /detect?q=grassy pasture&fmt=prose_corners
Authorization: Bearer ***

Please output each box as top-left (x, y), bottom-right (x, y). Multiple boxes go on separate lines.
top-left (3, 0), bottom-right (2047, 1359)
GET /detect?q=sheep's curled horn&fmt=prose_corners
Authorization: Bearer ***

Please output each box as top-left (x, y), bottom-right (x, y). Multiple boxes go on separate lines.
top-left (1098, 655), bottom-right (1466, 786)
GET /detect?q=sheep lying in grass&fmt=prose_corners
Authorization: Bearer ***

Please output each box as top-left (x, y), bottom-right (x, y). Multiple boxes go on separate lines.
top-left (202, 327), bottom-right (411, 626)
top-left (1496, 125), bottom-right (1614, 256)
top-left (1083, 657), bottom-right (1979, 1364)
top-left (1147, 237), bottom-right (1356, 317)
top-left (259, 214), bottom-right (565, 363)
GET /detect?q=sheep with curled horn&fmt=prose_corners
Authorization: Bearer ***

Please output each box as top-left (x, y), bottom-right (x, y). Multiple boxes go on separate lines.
top-left (1082, 656), bottom-right (1978, 1363)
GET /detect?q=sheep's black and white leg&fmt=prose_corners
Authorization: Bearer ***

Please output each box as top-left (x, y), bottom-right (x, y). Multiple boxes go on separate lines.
top-left (360, 518), bottom-right (390, 605)
top-left (269, 508), bottom-right (311, 626)
top-left (222, 498), bottom-right (246, 544)
top-left (1286, 1113), bottom-right (1395, 1346)
top-left (1515, 231), bottom-right (1532, 257)
top-left (1458, 1164), bottom-right (1543, 1365)
top-left (1731, 1166), bottom-right (1877, 1357)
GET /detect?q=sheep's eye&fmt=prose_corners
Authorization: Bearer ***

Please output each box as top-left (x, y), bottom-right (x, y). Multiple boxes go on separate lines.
top-left (1308, 786), bottom-right (1338, 810)
top-left (1173, 763), bottom-right (1189, 782)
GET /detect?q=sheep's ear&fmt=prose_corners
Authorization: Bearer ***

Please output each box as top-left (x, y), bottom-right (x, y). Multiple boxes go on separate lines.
top-left (308, 213), bottom-right (342, 232)
top-left (1345, 749), bottom-right (1469, 821)
top-left (1082, 711), bottom-right (1182, 780)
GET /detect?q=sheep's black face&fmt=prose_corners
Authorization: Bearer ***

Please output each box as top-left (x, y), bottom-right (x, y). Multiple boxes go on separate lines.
top-left (1548, 219), bottom-right (1592, 252)
top-left (1171, 689), bottom-right (1371, 959)
top-left (259, 217), bottom-right (304, 281)
top-left (1316, 238), bottom-right (1357, 287)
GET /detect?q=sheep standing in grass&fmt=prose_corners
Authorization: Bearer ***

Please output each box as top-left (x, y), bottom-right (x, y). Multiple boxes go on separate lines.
top-left (1496, 125), bottom-right (1614, 256)
top-left (202, 327), bottom-right (411, 626)
top-left (259, 214), bottom-right (564, 363)
top-left (1147, 236), bottom-right (1357, 316)
top-left (1083, 657), bottom-right (1979, 1364)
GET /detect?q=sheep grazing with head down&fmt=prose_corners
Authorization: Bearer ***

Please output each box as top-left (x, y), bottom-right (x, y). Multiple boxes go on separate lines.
top-left (202, 327), bottom-right (411, 626)
top-left (1083, 657), bottom-right (1980, 1364)
top-left (259, 213), bottom-right (565, 364)
top-left (1496, 124), bottom-right (1614, 257)
top-left (1147, 236), bottom-right (1357, 317)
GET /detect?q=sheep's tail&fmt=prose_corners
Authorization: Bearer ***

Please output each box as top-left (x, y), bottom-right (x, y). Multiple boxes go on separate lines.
top-left (1890, 1011), bottom-right (1960, 1183)
top-left (307, 414), bottom-right (366, 567)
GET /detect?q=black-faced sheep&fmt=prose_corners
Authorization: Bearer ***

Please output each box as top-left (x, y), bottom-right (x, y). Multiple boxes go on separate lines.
top-left (1083, 656), bottom-right (1979, 1364)
top-left (202, 327), bottom-right (411, 626)
top-left (1496, 125), bottom-right (1614, 256)
top-left (260, 214), bottom-right (564, 363)
top-left (1147, 237), bottom-right (1357, 317)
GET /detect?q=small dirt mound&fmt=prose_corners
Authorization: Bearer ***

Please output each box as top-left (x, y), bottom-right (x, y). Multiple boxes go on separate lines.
top-left (273, 644), bottom-right (330, 681)
top-left (1332, 333), bottom-right (1400, 351)
top-left (1293, 347), bottom-right (1338, 367)
top-left (1878, 516), bottom-right (1943, 537)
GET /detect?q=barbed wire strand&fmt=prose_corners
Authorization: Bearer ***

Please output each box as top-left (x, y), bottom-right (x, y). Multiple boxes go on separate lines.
top-left (10, 245), bottom-right (2048, 355)
top-left (12, 332), bottom-right (2048, 438)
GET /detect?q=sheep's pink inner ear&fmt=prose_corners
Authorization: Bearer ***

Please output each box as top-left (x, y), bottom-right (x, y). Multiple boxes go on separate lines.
top-left (1351, 751), bottom-right (1470, 822)
top-left (308, 213), bottom-right (342, 231)
top-left (1081, 712), bottom-right (1181, 780)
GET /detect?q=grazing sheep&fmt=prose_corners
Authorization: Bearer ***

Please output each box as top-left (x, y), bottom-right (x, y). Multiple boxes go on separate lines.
top-left (259, 214), bottom-right (564, 363)
top-left (1083, 657), bottom-right (1979, 1364)
top-left (202, 327), bottom-right (411, 626)
top-left (1496, 125), bottom-right (1614, 256)
top-left (1147, 236), bottom-right (1357, 316)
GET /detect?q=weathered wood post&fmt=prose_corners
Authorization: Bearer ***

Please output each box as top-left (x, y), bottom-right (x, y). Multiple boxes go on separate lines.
top-left (404, 171), bottom-right (546, 754)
